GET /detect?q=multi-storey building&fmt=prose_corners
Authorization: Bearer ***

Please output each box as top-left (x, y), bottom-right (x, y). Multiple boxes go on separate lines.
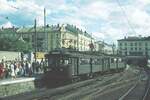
top-left (118, 36), bottom-right (150, 57)
top-left (17, 24), bottom-right (95, 52)
top-left (95, 41), bottom-right (116, 55)
top-left (0, 27), bottom-right (19, 39)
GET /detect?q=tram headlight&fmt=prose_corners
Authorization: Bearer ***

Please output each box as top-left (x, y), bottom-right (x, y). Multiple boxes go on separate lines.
top-left (47, 68), bottom-right (52, 71)
top-left (60, 68), bottom-right (63, 71)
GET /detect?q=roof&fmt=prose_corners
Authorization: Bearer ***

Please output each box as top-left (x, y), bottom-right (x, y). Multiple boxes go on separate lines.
top-left (17, 24), bottom-right (92, 38)
top-left (64, 24), bottom-right (92, 38)
top-left (0, 28), bottom-right (19, 39)
top-left (17, 26), bottom-right (60, 33)
top-left (0, 28), bottom-right (18, 34)
top-left (118, 36), bottom-right (150, 41)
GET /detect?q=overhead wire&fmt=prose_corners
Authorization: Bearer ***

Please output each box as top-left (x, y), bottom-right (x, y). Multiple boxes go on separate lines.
top-left (116, 0), bottom-right (137, 35)
top-left (1, 1), bottom-right (44, 26)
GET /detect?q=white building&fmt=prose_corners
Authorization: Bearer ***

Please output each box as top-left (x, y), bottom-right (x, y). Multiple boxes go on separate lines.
top-left (95, 41), bottom-right (116, 55)
top-left (117, 36), bottom-right (150, 57)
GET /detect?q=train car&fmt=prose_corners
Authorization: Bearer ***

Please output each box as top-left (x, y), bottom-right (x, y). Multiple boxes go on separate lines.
top-left (42, 50), bottom-right (125, 86)
top-left (124, 56), bottom-right (148, 67)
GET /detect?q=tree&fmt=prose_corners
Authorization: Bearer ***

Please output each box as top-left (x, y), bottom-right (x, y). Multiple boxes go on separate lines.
top-left (0, 38), bottom-right (12, 51)
top-left (0, 37), bottom-right (32, 52)
top-left (14, 39), bottom-right (32, 52)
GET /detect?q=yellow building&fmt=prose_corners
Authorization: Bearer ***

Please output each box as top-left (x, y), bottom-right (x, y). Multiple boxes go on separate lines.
top-left (17, 24), bottom-right (99, 52)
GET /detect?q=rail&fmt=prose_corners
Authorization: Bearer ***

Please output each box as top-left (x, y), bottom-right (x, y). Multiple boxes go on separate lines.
top-left (142, 68), bottom-right (150, 100)
top-left (118, 71), bottom-right (142, 100)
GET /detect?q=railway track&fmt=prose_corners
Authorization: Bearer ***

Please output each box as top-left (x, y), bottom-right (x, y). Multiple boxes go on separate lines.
top-left (2, 73), bottom-right (122, 100)
top-left (117, 68), bottom-right (150, 100)
top-left (34, 73), bottom-right (122, 100)
top-left (2, 67), bottom-right (143, 100)
top-left (36, 72), bottom-right (140, 100)
top-left (118, 74), bottom-right (144, 100)
top-left (142, 68), bottom-right (150, 100)
top-left (94, 69), bottom-right (148, 100)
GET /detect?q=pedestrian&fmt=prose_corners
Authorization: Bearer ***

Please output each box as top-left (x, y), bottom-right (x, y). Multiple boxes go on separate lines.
top-left (28, 61), bottom-right (32, 77)
top-left (32, 61), bottom-right (36, 74)
top-left (36, 61), bottom-right (40, 74)
top-left (4, 61), bottom-right (10, 78)
top-left (10, 62), bottom-right (16, 79)
top-left (40, 58), bottom-right (44, 73)
top-left (0, 63), bottom-right (4, 79)
top-left (15, 62), bottom-right (20, 77)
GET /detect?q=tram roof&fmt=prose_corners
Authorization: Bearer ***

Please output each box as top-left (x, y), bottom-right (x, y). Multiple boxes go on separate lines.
top-left (46, 50), bottom-right (122, 58)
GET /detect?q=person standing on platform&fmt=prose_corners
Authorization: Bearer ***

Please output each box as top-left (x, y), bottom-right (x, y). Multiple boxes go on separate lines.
top-left (28, 61), bottom-right (32, 77)
top-left (0, 63), bottom-right (4, 79)
top-left (10, 62), bottom-right (16, 79)
top-left (40, 58), bottom-right (44, 73)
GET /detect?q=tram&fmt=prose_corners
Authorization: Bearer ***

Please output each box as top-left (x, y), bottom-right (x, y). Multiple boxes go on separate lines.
top-left (42, 49), bottom-right (125, 86)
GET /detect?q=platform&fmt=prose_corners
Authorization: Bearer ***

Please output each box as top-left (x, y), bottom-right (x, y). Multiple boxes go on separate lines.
top-left (0, 77), bottom-right (38, 97)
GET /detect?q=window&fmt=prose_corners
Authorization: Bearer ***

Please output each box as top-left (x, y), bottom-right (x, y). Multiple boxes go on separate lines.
top-left (139, 43), bottom-right (142, 46)
top-left (145, 47), bottom-right (148, 50)
top-left (130, 43), bottom-right (133, 46)
top-left (131, 48), bottom-right (133, 50)
top-left (80, 58), bottom-right (90, 65)
top-left (93, 59), bottom-right (102, 65)
top-left (111, 58), bottom-right (114, 63)
top-left (135, 48), bottom-right (137, 50)
top-left (145, 42), bottom-right (148, 46)
top-left (120, 43), bottom-right (122, 46)
top-left (125, 43), bottom-right (127, 46)
top-left (125, 51), bottom-right (127, 55)
top-left (60, 59), bottom-right (69, 65)
top-left (135, 43), bottom-right (137, 46)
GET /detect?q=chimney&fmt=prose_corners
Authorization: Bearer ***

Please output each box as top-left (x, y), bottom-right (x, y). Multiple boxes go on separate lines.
top-left (46, 24), bottom-right (49, 27)
top-left (12, 26), bottom-right (15, 31)
top-left (139, 35), bottom-right (142, 38)
top-left (57, 24), bottom-right (59, 28)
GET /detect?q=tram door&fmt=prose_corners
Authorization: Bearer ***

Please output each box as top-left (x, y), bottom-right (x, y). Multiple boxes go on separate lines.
top-left (71, 58), bottom-right (78, 76)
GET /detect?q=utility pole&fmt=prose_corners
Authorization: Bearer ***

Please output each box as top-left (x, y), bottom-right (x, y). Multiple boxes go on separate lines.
top-left (34, 19), bottom-right (37, 62)
top-left (44, 8), bottom-right (48, 52)
top-left (77, 31), bottom-right (79, 51)
top-left (90, 33), bottom-right (94, 52)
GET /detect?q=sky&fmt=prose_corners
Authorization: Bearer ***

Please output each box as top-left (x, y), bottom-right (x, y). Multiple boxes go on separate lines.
top-left (0, 0), bottom-right (150, 44)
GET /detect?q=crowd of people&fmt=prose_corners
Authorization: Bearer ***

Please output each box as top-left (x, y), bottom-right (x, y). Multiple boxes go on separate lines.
top-left (0, 59), bottom-right (47, 79)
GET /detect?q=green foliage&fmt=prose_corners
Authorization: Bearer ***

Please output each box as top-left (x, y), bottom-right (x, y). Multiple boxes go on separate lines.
top-left (0, 37), bottom-right (32, 52)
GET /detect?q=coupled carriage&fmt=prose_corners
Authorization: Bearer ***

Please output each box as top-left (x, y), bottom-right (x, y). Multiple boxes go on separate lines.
top-left (42, 50), bottom-right (126, 86)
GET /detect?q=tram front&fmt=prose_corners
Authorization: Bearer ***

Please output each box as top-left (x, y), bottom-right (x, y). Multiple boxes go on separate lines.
top-left (43, 51), bottom-right (72, 86)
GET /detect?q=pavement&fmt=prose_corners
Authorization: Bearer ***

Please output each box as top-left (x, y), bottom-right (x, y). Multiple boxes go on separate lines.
top-left (0, 73), bottom-right (43, 85)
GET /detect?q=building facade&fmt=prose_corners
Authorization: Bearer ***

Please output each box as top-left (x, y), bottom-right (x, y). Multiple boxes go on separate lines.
top-left (17, 24), bottom-right (116, 54)
top-left (17, 24), bottom-right (96, 52)
top-left (118, 36), bottom-right (150, 57)
top-left (95, 41), bottom-right (116, 55)
top-left (0, 27), bottom-right (19, 39)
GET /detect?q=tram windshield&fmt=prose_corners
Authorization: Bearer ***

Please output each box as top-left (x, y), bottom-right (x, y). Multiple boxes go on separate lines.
top-left (46, 54), bottom-right (69, 67)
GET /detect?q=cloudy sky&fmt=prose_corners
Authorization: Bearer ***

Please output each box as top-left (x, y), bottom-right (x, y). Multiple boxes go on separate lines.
top-left (0, 0), bottom-right (150, 43)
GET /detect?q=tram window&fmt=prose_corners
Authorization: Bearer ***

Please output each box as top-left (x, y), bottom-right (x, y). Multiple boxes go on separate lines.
top-left (92, 59), bottom-right (98, 65)
top-left (64, 60), bottom-right (69, 64)
top-left (91, 59), bottom-right (102, 65)
top-left (68, 58), bottom-right (72, 64)
top-left (48, 57), bottom-right (58, 67)
top-left (80, 58), bottom-right (90, 65)
top-left (119, 58), bottom-right (122, 62)
top-left (60, 58), bottom-right (69, 65)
